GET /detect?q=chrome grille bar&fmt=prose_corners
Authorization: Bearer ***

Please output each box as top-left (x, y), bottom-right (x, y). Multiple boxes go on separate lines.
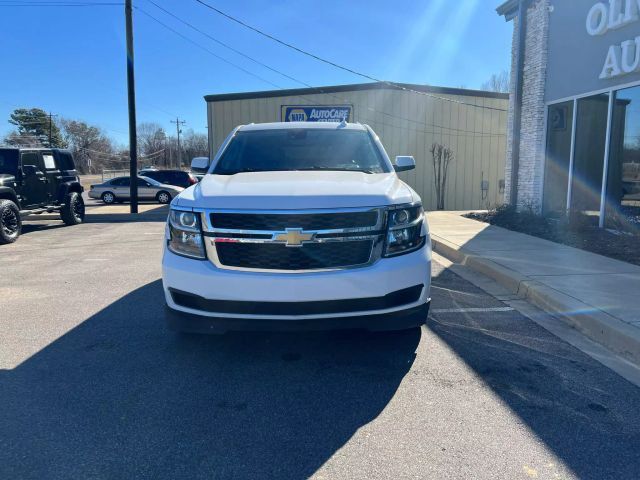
top-left (199, 207), bottom-right (386, 272)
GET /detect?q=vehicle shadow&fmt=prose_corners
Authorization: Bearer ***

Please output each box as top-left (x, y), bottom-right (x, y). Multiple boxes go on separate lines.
top-left (85, 205), bottom-right (170, 223)
top-left (0, 279), bottom-right (420, 479)
top-left (19, 222), bottom-right (69, 236)
top-left (427, 268), bottom-right (640, 480)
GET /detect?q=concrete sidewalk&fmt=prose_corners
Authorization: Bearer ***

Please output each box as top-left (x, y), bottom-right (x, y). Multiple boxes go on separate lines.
top-left (427, 211), bottom-right (640, 365)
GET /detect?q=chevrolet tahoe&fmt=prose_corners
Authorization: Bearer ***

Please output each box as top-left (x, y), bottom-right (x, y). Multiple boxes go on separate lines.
top-left (162, 121), bottom-right (431, 333)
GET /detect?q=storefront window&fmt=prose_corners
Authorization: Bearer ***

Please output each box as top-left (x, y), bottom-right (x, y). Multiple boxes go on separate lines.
top-left (543, 101), bottom-right (574, 217)
top-left (606, 85), bottom-right (640, 228)
top-left (570, 93), bottom-right (609, 222)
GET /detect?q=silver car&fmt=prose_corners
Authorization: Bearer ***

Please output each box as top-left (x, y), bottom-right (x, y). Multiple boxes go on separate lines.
top-left (88, 176), bottom-right (183, 204)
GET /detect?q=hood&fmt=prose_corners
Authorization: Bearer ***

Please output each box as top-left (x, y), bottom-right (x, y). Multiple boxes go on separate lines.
top-left (0, 173), bottom-right (16, 186)
top-left (174, 171), bottom-right (417, 210)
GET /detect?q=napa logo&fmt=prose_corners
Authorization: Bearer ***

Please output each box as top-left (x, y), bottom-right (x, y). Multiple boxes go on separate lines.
top-left (287, 108), bottom-right (308, 122)
top-left (282, 105), bottom-right (353, 122)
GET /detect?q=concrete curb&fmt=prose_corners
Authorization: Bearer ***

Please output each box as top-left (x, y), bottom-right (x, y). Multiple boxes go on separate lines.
top-left (431, 234), bottom-right (640, 366)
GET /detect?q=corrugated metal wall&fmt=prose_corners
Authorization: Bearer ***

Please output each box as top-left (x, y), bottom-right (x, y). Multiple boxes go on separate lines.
top-left (207, 88), bottom-right (508, 211)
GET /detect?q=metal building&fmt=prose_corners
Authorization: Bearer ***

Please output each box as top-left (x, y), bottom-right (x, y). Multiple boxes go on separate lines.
top-left (205, 82), bottom-right (509, 211)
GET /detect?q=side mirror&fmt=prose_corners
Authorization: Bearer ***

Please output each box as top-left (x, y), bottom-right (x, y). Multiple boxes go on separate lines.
top-left (191, 157), bottom-right (209, 173)
top-left (22, 165), bottom-right (38, 177)
top-left (394, 156), bottom-right (415, 172)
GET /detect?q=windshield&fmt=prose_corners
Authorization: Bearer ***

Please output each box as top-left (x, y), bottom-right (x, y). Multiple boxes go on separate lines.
top-left (213, 128), bottom-right (390, 175)
top-left (0, 150), bottom-right (19, 175)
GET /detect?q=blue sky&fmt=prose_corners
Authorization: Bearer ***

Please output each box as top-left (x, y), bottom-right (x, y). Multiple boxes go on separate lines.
top-left (0, 0), bottom-right (512, 145)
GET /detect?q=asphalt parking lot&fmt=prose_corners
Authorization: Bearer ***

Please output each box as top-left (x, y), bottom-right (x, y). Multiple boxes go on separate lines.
top-left (1, 215), bottom-right (640, 479)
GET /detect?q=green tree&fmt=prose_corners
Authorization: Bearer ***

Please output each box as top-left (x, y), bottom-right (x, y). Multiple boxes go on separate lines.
top-left (7, 108), bottom-right (66, 148)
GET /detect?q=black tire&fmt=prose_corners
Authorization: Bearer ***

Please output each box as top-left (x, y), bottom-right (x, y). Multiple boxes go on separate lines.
top-left (156, 190), bottom-right (172, 204)
top-left (60, 191), bottom-right (85, 226)
top-left (0, 199), bottom-right (22, 244)
top-left (101, 191), bottom-right (116, 204)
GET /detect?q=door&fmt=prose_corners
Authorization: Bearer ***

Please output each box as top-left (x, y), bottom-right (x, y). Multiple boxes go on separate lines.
top-left (570, 93), bottom-right (609, 223)
top-left (20, 151), bottom-right (48, 207)
top-left (543, 102), bottom-right (574, 217)
top-left (111, 177), bottom-right (131, 199)
top-left (41, 151), bottom-right (60, 201)
top-left (137, 178), bottom-right (155, 199)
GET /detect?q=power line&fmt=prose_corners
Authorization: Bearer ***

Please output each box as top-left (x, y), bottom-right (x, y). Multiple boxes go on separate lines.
top-left (140, 3), bottom-right (505, 139)
top-left (145, 0), bottom-right (309, 88)
top-left (135, 7), bottom-right (284, 90)
top-left (192, 0), bottom-right (507, 113)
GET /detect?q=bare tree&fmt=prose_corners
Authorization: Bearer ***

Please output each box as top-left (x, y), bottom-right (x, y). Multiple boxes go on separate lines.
top-left (182, 130), bottom-right (208, 163)
top-left (481, 70), bottom-right (510, 93)
top-left (60, 119), bottom-right (115, 174)
top-left (137, 122), bottom-right (166, 161)
top-left (431, 143), bottom-right (454, 210)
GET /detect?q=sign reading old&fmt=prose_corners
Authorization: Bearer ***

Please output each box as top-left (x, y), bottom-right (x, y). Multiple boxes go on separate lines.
top-left (587, 0), bottom-right (640, 79)
top-left (281, 105), bottom-right (353, 122)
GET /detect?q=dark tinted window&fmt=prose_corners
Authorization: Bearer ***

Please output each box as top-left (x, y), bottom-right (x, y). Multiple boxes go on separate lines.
top-left (0, 150), bottom-right (19, 175)
top-left (137, 178), bottom-right (151, 187)
top-left (146, 171), bottom-right (171, 182)
top-left (110, 177), bottom-right (130, 187)
top-left (21, 152), bottom-right (44, 171)
top-left (55, 151), bottom-right (75, 171)
top-left (214, 129), bottom-right (389, 175)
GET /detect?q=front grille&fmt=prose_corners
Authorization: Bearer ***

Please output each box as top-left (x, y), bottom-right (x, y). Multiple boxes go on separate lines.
top-left (211, 211), bottom-right (378, 230)
top-left (216, 240), bottom-right (373, 270)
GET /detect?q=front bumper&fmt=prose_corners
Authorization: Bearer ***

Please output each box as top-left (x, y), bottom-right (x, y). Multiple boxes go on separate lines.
top-left (162, 238), bottom-right (431, 332)
top-left (165, 301), bottom-right (430, 334)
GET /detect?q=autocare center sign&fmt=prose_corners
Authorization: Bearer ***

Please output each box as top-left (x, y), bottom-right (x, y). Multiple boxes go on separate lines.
top-left (281, 105), bottom-right (353, 122)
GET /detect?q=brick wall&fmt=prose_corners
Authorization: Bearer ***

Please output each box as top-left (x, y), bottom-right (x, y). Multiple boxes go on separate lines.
top-left (504, 0), bottom-right (549, 211)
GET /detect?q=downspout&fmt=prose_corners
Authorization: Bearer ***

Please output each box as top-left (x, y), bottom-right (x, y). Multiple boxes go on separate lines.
top-left (510, 0), bottom-right (529, 207)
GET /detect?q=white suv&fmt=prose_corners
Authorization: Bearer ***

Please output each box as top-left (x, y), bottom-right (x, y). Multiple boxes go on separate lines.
top-left (162, 122), bottom-right (431, 333)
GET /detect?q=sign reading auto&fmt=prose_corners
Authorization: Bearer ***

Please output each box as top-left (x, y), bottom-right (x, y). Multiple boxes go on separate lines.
top-left (281, 105), bottom-right (352, 122)
top-left (588, 0), bottom-right (640, 79)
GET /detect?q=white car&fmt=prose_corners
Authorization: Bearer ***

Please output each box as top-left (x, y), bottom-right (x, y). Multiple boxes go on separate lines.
top-left (162, 122), bottom-right (431, 333)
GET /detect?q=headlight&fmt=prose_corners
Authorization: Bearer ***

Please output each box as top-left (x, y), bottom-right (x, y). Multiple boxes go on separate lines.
top-left (167, 209), bottom-right (206, 259)
top-left (383, 204), bottom-right (425, 257)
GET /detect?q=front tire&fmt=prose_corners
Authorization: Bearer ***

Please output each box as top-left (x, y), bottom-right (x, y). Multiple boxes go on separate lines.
top-left (60, 192), bottom-right (85, 226)
top-left (156, 191), bottom-right (171, 204)
top-left (0, 199), bottom-right (22, 244)
top-left (101, 191), bottom-right (116, 204)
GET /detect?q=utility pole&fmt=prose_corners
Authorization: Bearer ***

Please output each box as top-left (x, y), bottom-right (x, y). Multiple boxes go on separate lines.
top-left (125, 0), bottom-right (138, 214)
top-left (171, 117), bottom-right (186, 169)
top-left (48, 112), bottom-right (58, 147)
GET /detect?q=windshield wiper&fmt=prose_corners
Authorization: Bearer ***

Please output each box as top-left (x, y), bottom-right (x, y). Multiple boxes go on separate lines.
top-left (297, 166), bottom-right (376, 174)
top-left (216, 168), bottom-right (264, 175)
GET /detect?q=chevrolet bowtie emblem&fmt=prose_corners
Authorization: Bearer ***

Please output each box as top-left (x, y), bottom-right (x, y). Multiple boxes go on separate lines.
top-left (274, 228), bottom-right (315, 247)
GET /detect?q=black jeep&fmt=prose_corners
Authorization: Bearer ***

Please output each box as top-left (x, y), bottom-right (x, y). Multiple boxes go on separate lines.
top-left (0, 148), bottom-right (85, 244)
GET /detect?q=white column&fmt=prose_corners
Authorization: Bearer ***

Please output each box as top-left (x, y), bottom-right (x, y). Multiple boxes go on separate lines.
top-left (565, 98), bottom-right (578, 212)
top-left (598, 90), bottom-right (615, 228)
